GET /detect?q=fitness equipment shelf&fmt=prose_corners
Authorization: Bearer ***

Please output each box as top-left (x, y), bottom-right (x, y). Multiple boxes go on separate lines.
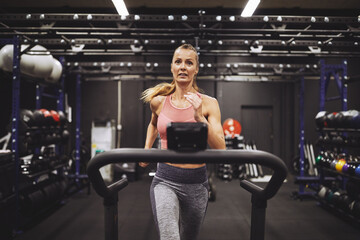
top-left (320, 167), bottom-right (360, 181)
top-left (318, 128), bottom-right (360, 133)
top-left (87, 148), bottom-right (287, 240)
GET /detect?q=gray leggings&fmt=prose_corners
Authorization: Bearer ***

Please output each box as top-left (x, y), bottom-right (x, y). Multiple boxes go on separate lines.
top-left (150, 163), bottom-right (209, 240)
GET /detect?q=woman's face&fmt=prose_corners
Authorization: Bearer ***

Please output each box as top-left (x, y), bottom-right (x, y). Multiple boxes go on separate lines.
top-left (171, 48), bottom-right (198, 85)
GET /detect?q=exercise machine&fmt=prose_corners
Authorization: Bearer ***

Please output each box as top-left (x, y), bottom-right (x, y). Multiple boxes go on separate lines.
top-left (87, 150), bottom-right (287, 240)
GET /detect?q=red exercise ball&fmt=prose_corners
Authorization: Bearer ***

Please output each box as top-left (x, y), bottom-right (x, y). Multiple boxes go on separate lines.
top-left (223, 118), bottom-right (242, 137)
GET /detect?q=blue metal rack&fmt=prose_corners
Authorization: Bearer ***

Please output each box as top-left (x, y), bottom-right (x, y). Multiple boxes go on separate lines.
top-left (9, 35), bottom-right (22, 234)
top-left (65, 72), bottom-right (90, 192)
top-left (294, 59), bottom-right (348, 199)
top-left (319, 59), bottom-right (348, 112)
top-left (2, 36), bottom-right (67, 233)
top-left (75, 73), bottom-right (81, 177)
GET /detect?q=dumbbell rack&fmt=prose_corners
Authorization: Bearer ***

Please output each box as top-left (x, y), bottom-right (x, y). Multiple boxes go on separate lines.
top-left (0, 35), bottom-right (68, 234)
top-left (311, 59), bottom-right (360, 222)
top-left (316, 127), bottom-right (360, 223)
top-left (294, 59), bottom-right (348, 199)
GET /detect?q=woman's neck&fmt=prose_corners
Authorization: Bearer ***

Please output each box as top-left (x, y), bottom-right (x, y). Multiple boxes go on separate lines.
top-left (173, 82), bottom-right (196, 98)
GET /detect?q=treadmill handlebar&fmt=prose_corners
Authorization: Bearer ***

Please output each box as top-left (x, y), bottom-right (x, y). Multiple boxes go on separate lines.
top-left (87, 148), bottom-right (287, 200)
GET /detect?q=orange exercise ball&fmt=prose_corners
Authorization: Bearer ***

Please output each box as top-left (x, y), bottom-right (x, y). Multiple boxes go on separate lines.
top-left (223, 118), bottom-right (242, 137)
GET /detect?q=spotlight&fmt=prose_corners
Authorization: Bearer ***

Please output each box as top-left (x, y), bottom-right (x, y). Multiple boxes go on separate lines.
top-left (112, 0), bottom-right (129, 16)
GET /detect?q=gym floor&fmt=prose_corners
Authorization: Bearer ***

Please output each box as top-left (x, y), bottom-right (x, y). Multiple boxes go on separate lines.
top-left (15, 173), bottom-right (360, 240)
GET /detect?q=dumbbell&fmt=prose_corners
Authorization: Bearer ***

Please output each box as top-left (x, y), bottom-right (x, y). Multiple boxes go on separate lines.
top-left (338, 194), bottom-right (353, 212)
top-left (334, 112), bottom-right (345, 128)
top-left (343, 110), bottom-right (360, 129)
top-left (315, 111), bottom-right (328, 128)
top-left (355, 165), bottom-right (360, 177)
top-left (318, 185), bottom-right (328, 199)
top-left (351, 201), bottom-right (360, 218)
top-left (49, 110), bottom-right (60, 126)
top-left (20, 109), bottom-right (35, 128)
top-left (58, 110), bottom-right (67, 126)
top-left (325, 112), bottom-right (337, 128)
top-left (335, 158), bottom-right (346, 172)
top-left (61, 129), bottom-right (70, 143)
top-left (33, 109), bottom-right (53, 127)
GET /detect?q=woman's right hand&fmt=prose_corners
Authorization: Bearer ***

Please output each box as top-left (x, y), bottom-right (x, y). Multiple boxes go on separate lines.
top-left (139, 162), bottom-right (149, 168)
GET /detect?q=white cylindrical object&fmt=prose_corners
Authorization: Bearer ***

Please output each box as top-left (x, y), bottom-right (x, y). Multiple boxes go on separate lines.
top-left (0, 44), bottom-right (55, 78)
top-left (31, 45), bottom-right (53, 78)
top-left (45, 58), bottom-right (63, 83)
top-left (0, 44), bottom-right (36, 75)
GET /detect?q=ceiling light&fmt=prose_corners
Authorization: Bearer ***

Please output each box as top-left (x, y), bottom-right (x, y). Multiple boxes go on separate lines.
top-left (112, 0), bottom-right (129, 16)
top-left (241, 0), bottom-right (260, 17)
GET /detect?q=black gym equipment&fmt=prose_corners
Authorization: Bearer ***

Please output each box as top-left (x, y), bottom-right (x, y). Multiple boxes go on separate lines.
top-left (87, 123), bottom-right (287, 240)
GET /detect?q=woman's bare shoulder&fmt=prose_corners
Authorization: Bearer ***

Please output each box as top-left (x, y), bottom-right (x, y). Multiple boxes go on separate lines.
top-left (200, 94), bottom-right (218, 105)
top-left (150, 95), bottom-right (166, 112)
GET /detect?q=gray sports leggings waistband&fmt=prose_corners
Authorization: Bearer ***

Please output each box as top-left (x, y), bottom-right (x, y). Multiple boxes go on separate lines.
top-left (155, 163), bottom-right (207, 184)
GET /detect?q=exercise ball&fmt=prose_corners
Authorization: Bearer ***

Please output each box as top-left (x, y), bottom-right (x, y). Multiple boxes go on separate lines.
top-left (223, 118), bottom-right (242, 138)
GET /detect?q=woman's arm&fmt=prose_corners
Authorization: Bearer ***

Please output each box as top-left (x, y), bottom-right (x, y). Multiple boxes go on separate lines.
top-left (144, 112), bottom-right (159, 149)
top-left (184, 93), bottom-right (226, 150)
top-left (203, 98), bottom-right (226, 149)
top-left (139, 96), bottom-right (163, 167)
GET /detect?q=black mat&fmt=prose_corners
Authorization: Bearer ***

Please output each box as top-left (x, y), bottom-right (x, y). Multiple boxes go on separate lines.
top-left (14, 175), bottom-right (360, 240)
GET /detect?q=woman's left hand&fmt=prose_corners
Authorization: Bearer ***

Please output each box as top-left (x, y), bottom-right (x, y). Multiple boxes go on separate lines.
top-left (184, 92), bottom-right (205, 122)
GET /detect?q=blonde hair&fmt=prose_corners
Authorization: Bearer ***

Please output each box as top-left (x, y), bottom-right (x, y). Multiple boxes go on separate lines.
top-left (141, 44), bottom-right (201, 103)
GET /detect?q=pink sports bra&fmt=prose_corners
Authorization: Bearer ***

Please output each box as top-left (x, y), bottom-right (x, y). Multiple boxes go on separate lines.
top-left (157, 94), bottom-right (196, 149)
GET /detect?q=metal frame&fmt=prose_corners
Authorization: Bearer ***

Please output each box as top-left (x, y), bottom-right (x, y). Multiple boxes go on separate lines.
top-left (0, 14), bottom-right (358, 58)
top-left (319, 59), bottom-right (348, 112)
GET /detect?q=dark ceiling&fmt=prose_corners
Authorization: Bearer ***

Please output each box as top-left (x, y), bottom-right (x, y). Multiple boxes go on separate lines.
top-left (2, 0), bottom-right (360, 15)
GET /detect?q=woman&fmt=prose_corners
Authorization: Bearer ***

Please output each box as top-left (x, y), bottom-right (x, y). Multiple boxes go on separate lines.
top-left (140, 44), bottom-right (225, 240)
